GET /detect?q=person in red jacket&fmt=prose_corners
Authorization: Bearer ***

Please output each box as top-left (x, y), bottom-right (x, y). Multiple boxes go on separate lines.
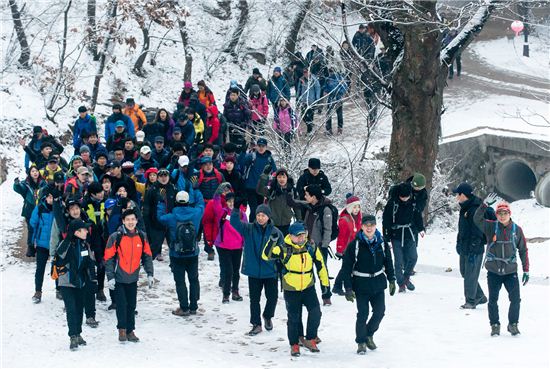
top-left (205, 105), bottom-right (221, 145)
top-left (333, 193), bottom-right (362, 295)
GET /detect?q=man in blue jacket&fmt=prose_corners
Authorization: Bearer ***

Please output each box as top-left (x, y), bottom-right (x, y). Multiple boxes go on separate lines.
top-left (104, 103), bottom-right (135, 140)
top-left (324, 69), bottom-right (348, 135)
top-left (243, 138), bottom-right (276, 222)
top-left (231, 203), bottom-right (283, 336)
top-left (157, 190), bottom-right (205, 316)
top-left (296, 68), bottom-right (321, 134)
top-left (73, 106), bottom-right (97, 154)
top-left (267, 66), bottom-right (291, 108)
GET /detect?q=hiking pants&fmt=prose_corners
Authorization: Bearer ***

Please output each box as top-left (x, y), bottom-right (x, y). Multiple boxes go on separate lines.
top-left (355, 291), bottom-right (385, 343)
top-left (246, 188), bottom-right (264, 223)
top-left (248, 277), bottom-right (278, 326)
top-left (217, 247), bottom-right (242, 297)
top-left (60, 286), bottom-right (84, 337)
top-left (35, 247), bottom-right (49, 292)
top-left (487, 271), bottom-right (521, 326)
top-left (391, 238), bottom-right (417, 286)
top-left (170, 256), bottom-right (200, 311)
top-left (84, 278), bottom-right (97, 319)
top-left (285, 286), bottom-right (321, 346)
top-left (115, 281), bottom-right (137, 332)
top-left (326, 102), bottom-right (343, 133)
top-left (459, 253), bottom-right (486, 305)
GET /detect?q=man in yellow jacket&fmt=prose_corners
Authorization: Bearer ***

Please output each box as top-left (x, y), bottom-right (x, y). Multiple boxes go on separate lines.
top-left (263, 221), bottom-right (330, 357)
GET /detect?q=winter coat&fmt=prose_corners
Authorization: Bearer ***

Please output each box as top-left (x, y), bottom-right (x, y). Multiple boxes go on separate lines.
top-left (230, 209), bottom-right (283, 279)
top-left (341, 230), bottom-right (395, 295)
top-left (263, 235), bottom-right (329, 292)
top-left (123, 106), bottom-right (148, 132)
top-left (24, 133), bottom-right (64, 171)
top-left (213, 195), bottom-right (245, 250)
top-left (198, 90), bottom-right (216, 108)
top-left (296, 169), bottom-right (332, 199)
top-left (82, 195), bottom-right (107, 255)
top-left (40, 166), bottom-right (63, 183)
top-left (56, 236), bottom-right (96, 289)
top-left (105, 112), bottom-right (135, 139)
top-left (352, 31), bottom-right (374, 59)
top-left (220, 168), bottom-right (246, 205)
top-left (29, 200), bottom-right (55, 249)
top-left (223, 100), bottom-right (251, 127)
top-left (134, 156), bottom-right (159, 173)
top-left (474, 203), bottom-right (529, 276)
top-left (336, 209), bottom-right (362, 255)
top-left (382, 196), bottom-right (422, 242)
top-left (324, 73), bottom-right (348, 104)
top-left (249, 93), bottom-right (269, 122)
top-left (73, 114), bottom-right (98, 150)
top-left (243, 150), bottom-right (277, 190)
top-left (143, 122), bottom-right (166, 144)
top-left (198, 168), bottom-right (224, 201)
top-left (87, 142), bottom-right (107, 160)
top-left (256, 173), bottom-right (301, 227)
top-left (178, 88), bottom-right (196, 107)
top-left (104, 225), bottom-right (154, 283)
top-left (174, 120), bottom-right (195, 149)
top-left (205, 105), bottom-right (221, 145)
top-left (296, 75), bottom-right (321, 106)
top-left (244, 75), bottom-right (267, 93)
top-left (106, 131), bottom-right (129, 152)
top-left (456, 196), bottom-right (488, 255)
top-left (13, 177), bottom-right (47, 219)
top-left (64, 176), bottom-right (88, 199)
top-left (273, 106), bottom-right (296, 134)
top-left (190, 113), bottom-right (205, 144)
top-left (266, 75), bottom-right (291, 105)
top-left (157, 197), bottom-right (205, 258)
top-left (151, 148), bottom-right (170, 169)
top-left (303, 197), bottom-right (334, 249)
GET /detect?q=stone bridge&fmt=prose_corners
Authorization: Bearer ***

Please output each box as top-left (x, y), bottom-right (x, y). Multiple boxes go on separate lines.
top-left (438, 127), bottom-right (550, 206)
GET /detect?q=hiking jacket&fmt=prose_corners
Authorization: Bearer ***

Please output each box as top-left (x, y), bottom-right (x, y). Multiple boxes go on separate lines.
top-left (105, 112), bottom-right (135, 139)
top-left (256, 174), bottom-right (301, 227)
top-left (243, 150), bottom-right (276, 190)
top-left (123, 105), bottom-right (147, 132)
top-left (296, 169), bottom-right (332, 199)
top-left (56, 236), bottom-right (96, 288)
top-left (336, 209), bottom-right (362, 254)
top-left (73, 114), bottom-right (97, 150)
top-left (273, 106), bottom-right (296, 134)
top-left (213, 195), bottom-right (245, 250)
top-left (30, 200), bottom-right (55, 250)
top-left (14, 177), bottom-right (47, 219)
top-left (456, 196), bottom-right (487, 255)
top-left (266, 75), bottom-right (291, 105)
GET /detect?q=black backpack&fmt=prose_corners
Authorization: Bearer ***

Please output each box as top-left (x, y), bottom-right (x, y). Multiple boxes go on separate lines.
top-left (172, 221), bottom-right (197, 254)
top-left (319, 204), bottom-right (339, 241)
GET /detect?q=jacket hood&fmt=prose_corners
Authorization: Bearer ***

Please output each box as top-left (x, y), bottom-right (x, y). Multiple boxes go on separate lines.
top-left (283, 234), bottom-right (309, 250)
top-left (207, 105), bottom-right (219, 116)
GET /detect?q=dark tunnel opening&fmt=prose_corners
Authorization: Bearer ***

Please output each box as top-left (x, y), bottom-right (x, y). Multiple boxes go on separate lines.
top-left (496, 160), bottom-right (537, 201)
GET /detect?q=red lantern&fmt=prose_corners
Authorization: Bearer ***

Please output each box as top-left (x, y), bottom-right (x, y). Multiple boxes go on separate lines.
top-left (511, 20), bottom-right (524, 36)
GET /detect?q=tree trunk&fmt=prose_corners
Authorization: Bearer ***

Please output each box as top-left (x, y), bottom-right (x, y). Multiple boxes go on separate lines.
top-left (8, 0), bottom-right (30, 68)
top-left (87, 0), bottom-right (99, 61)
top-left (91, 0), bottom-right (118, 111)
top-left (178, 19), bottom-right (193, 81)
top-left (223, 0), bottom-right (249, 57)
top-left (47, 0), bottom-right (72, 110)
top-left (284, 0), bottom-right (312, 60)
top-left (133, 24), bottom-right (150, 76)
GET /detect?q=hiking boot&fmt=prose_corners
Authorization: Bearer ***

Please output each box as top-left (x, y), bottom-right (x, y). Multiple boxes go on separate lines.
top-left (491, 324), bottom-right (500, 337)
top-left (76, 335), bottom-right (87, 346)
top-left (366, 336), bottom-right (377, 350)
top-left (108, 303), bottom-right (116, 310)
top-left (460, 303), bottom-right (476, 310)
top-left (190, 309), bottom-right (197, 315)
top-left (69, 336), bottom-right (79, 351)
top-left (172, 308), bottom-right (190, 317)
top-left (332, 286), bottom-right (345, 296)
top-left (32, 291), bottom-right (42, 304)
top-left (85, 317), bottom-right (99, 328)
top-left (357, 343), bottom-right (367, 355)
top-left (323, 298), bottom-right (332, 306)
top-left (118, 329), bottom-right (127, 343)
top-left (303, 339), bottom-right (320, 352)
top-left (56, 290), bottom-right (63, 300)
top-left (398, 284), bottom-right (406, 293)
top-left (298, 336), bottom-right (306, 346)
top-left (476, 296), bottom-right (488, 305)
top-left (264, 317), bottom-right (273, 331)
top-left (126, 331), bottom-right (139, 342)
top-left (96, 290), bottom-right (107, 302)
top-left (291, 344), bottom-right (301, 357)
top-left (405, 278), bottom-right (415, 291)
top-left (507, 323), bottom-right (520, 336)
top-left (222, 296), bottom-right (230, 304)
top-left (207, 252), bottom-right (215, 261)
top-left (248, 325), bottom-right (262, 336)
top-left (314, 336), bottom-right (322, 344)
top-left (231, 291), bottom-right (243, 301)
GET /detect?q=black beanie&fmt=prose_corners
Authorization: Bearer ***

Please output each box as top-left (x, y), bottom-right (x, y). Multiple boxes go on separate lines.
top-left (398, 182), bottom-right (412, 197)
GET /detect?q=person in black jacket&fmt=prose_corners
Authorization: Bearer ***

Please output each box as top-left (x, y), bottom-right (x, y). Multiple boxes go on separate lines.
top-left (382, 183), bottom-right (422, 293)
top-left (296, 158), bottom-right (332, 200)
top-left (220, 156), bottom-right (246, 206)
top-left (341, 215), bottom-right (395, 354)
top-left (453, 182), bottom-right (494, 309)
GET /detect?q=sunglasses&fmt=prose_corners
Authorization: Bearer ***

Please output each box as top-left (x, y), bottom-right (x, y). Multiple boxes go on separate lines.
top-left (496, 211), bottom-right (510, 215)
top-left (158, 171), bottom-right (169, 176)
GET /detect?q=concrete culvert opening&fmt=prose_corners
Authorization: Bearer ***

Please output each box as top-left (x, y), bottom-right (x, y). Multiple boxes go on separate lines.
top-left (496, 160), bottom-right (537, 200)
top-left (535, 172), bottom-right (550, 207)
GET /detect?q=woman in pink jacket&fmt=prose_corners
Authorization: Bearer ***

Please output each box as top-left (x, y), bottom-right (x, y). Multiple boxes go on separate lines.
top-left (273, 98), bottom-right (297, 150)
top-left (248, 84), bottom-right (269, 137)
top-left (213, 192), bottom-right (247, 303)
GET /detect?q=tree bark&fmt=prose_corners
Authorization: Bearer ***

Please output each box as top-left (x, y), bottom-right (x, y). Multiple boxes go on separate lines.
top-left (47, 0), bottom-right (72, 110)
top-left (87, 0), bottom-right (99, 61)
top-left (178, 19), bottom-right (193, 81)
top-left (133, 23), bottom-right (151, 76)
top-left (8, 0), bottom-right (30, 68)
top-left (284, 0), bottom-right (312, 60)
top-left (223, 0), bottom-right (249, 57)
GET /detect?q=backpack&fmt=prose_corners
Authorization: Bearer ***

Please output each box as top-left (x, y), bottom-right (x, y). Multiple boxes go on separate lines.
top-left (50, 253), bottom-right (67, 280)
top-left (319, 204), bottom-right (339, 241)
top-left (276, 242), bottom-right (317, 291)
top-left (114, 230), bottom-right (146, 252)
top-left (172, 221), bottom-right (197, 254)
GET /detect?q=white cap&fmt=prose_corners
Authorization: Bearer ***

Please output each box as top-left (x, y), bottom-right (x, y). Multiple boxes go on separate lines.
top-left (140, 145), bottom-right (151, 155)
top-left (176, 191), bottom-right (189, 204)
top-left (178, 155), bottom-right (189, 167)
top-left (136, 130), bottom-right (145, 142)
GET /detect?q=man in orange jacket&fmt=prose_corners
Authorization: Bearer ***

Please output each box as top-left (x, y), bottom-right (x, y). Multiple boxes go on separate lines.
top-left (105, 208), bottom-right (154, 343)
top-left (123, 98), bottom-right (147, 132)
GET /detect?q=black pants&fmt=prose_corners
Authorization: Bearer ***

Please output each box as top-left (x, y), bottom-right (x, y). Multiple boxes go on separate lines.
top-left (217, 248), bottom-right (242, 297)
top-left (170, 256), bottom-right (200, 311)
top-left (334, 260), bottom-right (345, 291)
top-left (326, 102), bottom-right (343, 133)
top-left (459, 253), bottom-right (486, 304)
top-left (449, 54), bottom-right (462, 78)
top-left (487, 271), bottom-right (521, 326)
top-left (60, 286), bottom-right (84, 337)
top-left (246, 188), bottom-right (264, 223)
top-left (96, 259), bottom-right (105, 291)
top-left (147, 228), bottom-right (166, 259)
top-left (301, 106), bottom-right (315, 133)
top-left (35, 247), bottom-right (49, 292)
top-left (318, 247), bottom-right (332, 299)
top-left (25, 217), bottom-right (34, 248)
top-left (248, 277), bottom-right (278, 326)
top-left (115, 282), bottom-right (137, 332)
top-left (84, 278), bottom-right (97, 319)
top-left (285, 286), bottom-right (322, 345)
top-left (355, 291), bottom-right (385, 343)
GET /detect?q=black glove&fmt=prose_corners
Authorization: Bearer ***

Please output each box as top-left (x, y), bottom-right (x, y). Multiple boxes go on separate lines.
top-left (263, 164), bottom-right (272, 175)
top-left (389, 281), bottom-right (396, 296)
top-left (14, 177), bottom-right (20, 184)
top-left (345, 290), bottom-right (355, 303)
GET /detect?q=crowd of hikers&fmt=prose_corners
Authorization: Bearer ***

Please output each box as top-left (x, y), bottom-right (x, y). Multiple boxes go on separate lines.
top-left (13, 24), bottom-right (529, 356)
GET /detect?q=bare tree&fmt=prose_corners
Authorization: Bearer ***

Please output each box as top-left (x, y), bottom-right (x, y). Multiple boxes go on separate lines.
top-left (87, 0), bottom-right (99, 61)
top-left (284, 0), bottom-right (313, 59)
top-left (224, 0), bottom-right (249, 57)
top-left (178, 8), bottom-right (193, 81)
top-left (8, 0), bottom-right (30, 68)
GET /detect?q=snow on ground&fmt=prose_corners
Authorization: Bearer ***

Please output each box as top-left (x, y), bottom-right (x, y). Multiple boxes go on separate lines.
top-left (471, 35), bottom-right (550, 81)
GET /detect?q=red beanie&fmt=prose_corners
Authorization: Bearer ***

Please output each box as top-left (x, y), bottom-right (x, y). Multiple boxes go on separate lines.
top-left (496, 202), bottom-right (511, 215)
top-left (144, 167), bottom-right (159, 179)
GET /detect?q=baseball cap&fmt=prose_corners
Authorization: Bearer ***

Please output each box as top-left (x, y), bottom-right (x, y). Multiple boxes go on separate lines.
top-left (154, 136), bottom-right (164, 143)
top-left (289, 222), bottom-right (307, 236)
top-left (136, 131), bottom-right (145, 142)
top-left (176, 191), bottom-right (190, 204)
top-left (257, 138), bottom-right (267, 146)
top-left (140, 146), bottom-right (151, 155)
top-left (77, 167), bottom-right (90, 175)
top-left (361, 215), bottom-right (376, 225)
top-left (115, 120), bottom-right (125, 128)
top-left (178, 155), bottom-right (189, 167)
top-left (496, 202), bottom-right (511, 214)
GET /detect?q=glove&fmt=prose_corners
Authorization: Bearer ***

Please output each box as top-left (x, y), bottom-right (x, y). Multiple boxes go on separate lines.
top-left (522, 272), bottom-right (529, 286)
top-left (269, 233), bottom-right (279, 243)
top-left (389, 281), bottom-right (396, 296)
top-left (484, 193), bottom-right (500, 206)
top-left (263, 164), bottom-right (272, 175)
top-left (335, 252), bottom-right (343, 260)
top-left (108, 279), bottom-right (116, 290)
top-left (14, 177), bottom-right (20, 184)
top-left (345, 290), bottom-right (355, 303)
top-left (321, 285), bottom-right (330, 296)
top-left (148, 275), bottom-right (154, 289)
top-left (189, 176), bottom-right (198, 187)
